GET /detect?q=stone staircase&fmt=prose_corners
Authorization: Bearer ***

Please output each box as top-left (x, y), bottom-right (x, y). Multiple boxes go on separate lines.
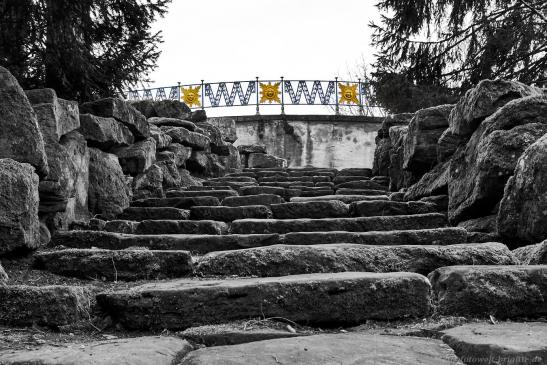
top-left (2, 166), bottom-right (546, 363)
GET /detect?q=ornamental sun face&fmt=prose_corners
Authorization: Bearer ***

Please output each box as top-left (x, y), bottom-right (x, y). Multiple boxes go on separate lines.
top-left (259, 82), bottom-right (281, 103)
top-left (338, 83), bottom-right (359, 105)
top-left (181, 85), bottom-right (201, 107)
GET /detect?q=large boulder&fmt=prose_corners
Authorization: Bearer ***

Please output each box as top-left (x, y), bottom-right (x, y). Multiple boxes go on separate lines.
top-left (41, 131), bottom-right (90, 231)
top-left (449, 96), bottom-right (547, 223)
top-left (0, 67), bottom-right (48, 177)
top-left (115, 138), bottom-right (157, 176)
top-left (207, 117), bottom-right (238, 143)
top-left (80, 98), bottom-right (150, 139)
top-left (79, 113), bottom-right (134, 151)
top-left (247, 153), bottom-right (286, 168)
top-left (161, 126), bottom-right (210, 150)
top-left (88, 148), bottom-right (131, 219)
top-left (0, 159), bottom-right (40, 254)
top-left (388, 125), bottom-right (410, 191)
top-left (449, 79), bottom-right (542, 138)
top-left (497, 133), bottom-right (547, 246)
top-left (437, 129), bottom-right (465, 163)
top-left (403, 104), bottom-right (453, 177)
top-left (25, 88), bottom-right (80, 144)
top-left (0, 261), bottom-right (7, 285)
top-left (164, 143), bottom-right (192, 167)
top-left (218, 143), bottom-right (241, 171)
top-left (404, 161), bottom-right (450, 201)
top-left (149, 124), bottom-right (173, 149)
top-left (372, 113), bottom-right (413, 176)
top-left (132, 164), bottom-right (164, 200)
top-left (131, 99), bottom-right (191, 119)
top-left (513, 240), bottom-right (547, 264)
top-left (148, 117), bottom-right (196, 131)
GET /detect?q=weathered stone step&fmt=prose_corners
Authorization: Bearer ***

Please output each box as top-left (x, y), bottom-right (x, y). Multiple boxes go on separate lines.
top-left (428, 265), bottom-right (547, 318)
top-left (179, 333), bottom-right (460, 365)
top-left (258, 176), bottom-right (331, 183)
top-left (0, 285), bottom-right (92, 327)
top-left (270, 201), bottom-right (349, 219)
top-left (207, 176), bottom-right (257, 183)
top-left (0, 336), bottom-right (192, 365)
top-left (440, 322), bottom-right (547, 365)
top-left (52, 230), bottom-right (281, 253)
top-left (105, 219), bottom-right (228, 235)
top-left (131, 196), bottom-right (220, 209)
top-left (186, 185), bottom-right (234, 191)
top-left (231, 213), bottom-right (447, 234)
top-left (335, 180), bottom-right (387, 190)
top-left (255, 171), bottom-right (289, 178)
top-left (203, 180), bottom-right (258, 189)
top-left (288, 170), bottom-right (335, 178)
top-left (332, 175), bottom-right (371, 184)
top-left (225, 172), bottom-right (258, 178)
top-left (190, 205), bottom-right (272, 222)
top-left (260, 181), bottom-right (315, 188)
top-left (117, 207), bottom-right (190, 221)
top-left (336, 188), bottom-right (387, 196)
top-left (35, 249), bottom-right (193, 281)
top-left (315, 181), bottom-right (334, 188)
top-left (166, 189), bottom-right (238, 200)
top-left (195, 242), bottom-right (515, 277)
top-left (349, 200), bottom-right (438, 217)
top-left (282, 227), bottom-right (468, 246)
top-left (338, 168), bottom-right (372, 177)
top-left (222, 194), bottom-right (285, 207)
top-left (298, 189), bottom-right (335, 197)
top-left (240, 186), bottom-right (300, 201)
top-left (291, 194), bottom-right (389, 203)
top-left (96, 272), bottom-right (431, 330)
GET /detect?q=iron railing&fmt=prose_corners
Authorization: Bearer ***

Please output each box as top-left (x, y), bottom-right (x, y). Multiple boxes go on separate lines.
top-left (126, 78), bottom-right (383, 116)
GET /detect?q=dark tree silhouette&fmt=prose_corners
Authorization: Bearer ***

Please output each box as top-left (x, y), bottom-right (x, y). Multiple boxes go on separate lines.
top-left (0, 0), bottom-right (170, 101)
top-left (369, 0), bottom-right (547, 112)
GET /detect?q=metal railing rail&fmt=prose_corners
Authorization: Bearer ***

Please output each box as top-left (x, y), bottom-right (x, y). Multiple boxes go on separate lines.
top-left (126, 78), bottom-right (384, 116)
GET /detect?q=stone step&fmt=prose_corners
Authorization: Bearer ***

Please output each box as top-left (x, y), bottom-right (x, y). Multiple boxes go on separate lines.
top-left (131, 196), bottom-right (220, 209)
top-left (440, 322), bottom-right (547, 365)
top-left (104, 219), bottom-right (229, 235)
top-left (349, 200), bottom-right (438, 217)
top-left (281, 227), bottom-right (468, 246)
top-left (166, 189), bottom-right (238, 200)
top-left (117, 207), bottom-right (190, 221)
top-left (0, 336), bottom-right (192, 365)
top-left (260, 181), bottom-right (315, 188)
top-left (335, 180), bottom-right (387, 190)
top-left (221, 194), bottom-right (285, 207)
top-left (52, 230), bottom-right (281, 254)
top-left (288, 171), bottom-right (335, 178)
top-left (195, 242), bottom-right (515, 277)
top-left (96, 272), bottom-right (431, 330)
top-left (240, 186), bottom-right (300, 201)
top-left (255, 171), bottom-right (289, 178)
top-left (298, 189), bottom-right (335, 197)
top-left (270, 201), bottom-right (350, 219)
top-left (186, 185), bottom-right (234, 191)
top-left (336, 188), bottom-right (387, 196)
top-left (207, 176), bottom-right (257, 183)
top-left (332, 175), bottom-right (371, 184)
top-left (258, 176), bottom-right (331, 183)
top-left (231, 213), bottom-right (447, 234)
top-left (315, 181), bottom-right (334, 188)
top-left (178, 333), bottom-right (460, 365)
top-left (190, 205), bottom-right (272, 222)
top-left (291, 194), bottom-right (389, 203)
top-left (338, 168), bottom-right (372, 177)
top-left (428, 265), bottom-right (547, 318)
top-left (34, 249), bottom-right (193, 281)
top-left (225, 172), bottom-right (257, 178)
top-left (203, 181), bottom-right (258, 189)
top-left (0, 285), bottom-right (93, 327)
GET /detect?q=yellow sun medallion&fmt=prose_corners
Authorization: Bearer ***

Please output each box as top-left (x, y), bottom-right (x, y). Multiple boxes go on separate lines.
top-left (181, 85), bottom-right (201, 107)
top-left (259, 82), bottom-right (281, 104)
top-left (338, 83), bottom-right (359, 105)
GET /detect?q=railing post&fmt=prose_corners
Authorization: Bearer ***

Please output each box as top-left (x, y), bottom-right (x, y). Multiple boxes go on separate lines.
top-left (201, 80), bottom-right (205, 110)
top-left (255, 76), bottom-right (260, 115)
top-left (335, 77), bottom-right (340, 115)
top-left (280, 76), bottom-right (285, 115)
top-left (177, 82), bottom-right (181, 101)
top-left (358, 78), bottom-right (364, 115)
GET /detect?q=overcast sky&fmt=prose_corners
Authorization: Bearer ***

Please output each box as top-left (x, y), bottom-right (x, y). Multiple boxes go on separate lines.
top-left (147, 0), bottom-right (381, 115)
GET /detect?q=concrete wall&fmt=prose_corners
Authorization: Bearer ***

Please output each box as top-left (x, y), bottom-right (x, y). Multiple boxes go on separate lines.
top-left (210, 115), bottom-right (382, 169)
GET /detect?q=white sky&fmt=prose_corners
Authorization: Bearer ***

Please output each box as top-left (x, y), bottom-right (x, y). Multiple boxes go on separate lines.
top-left (146, 0), bottom-right (381, 116)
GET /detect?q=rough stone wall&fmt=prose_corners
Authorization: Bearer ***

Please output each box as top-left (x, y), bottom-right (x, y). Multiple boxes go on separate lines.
top-left (225, 116), bottom-right (381, 169)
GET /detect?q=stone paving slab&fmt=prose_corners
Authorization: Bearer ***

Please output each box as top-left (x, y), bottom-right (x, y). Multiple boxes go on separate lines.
top-left (221, 194), bottom-right (285, 207)
top-left (290, 194), bottom-right (389, 203)
top-left (131, 196), bottom-right (220, 209)
top-left (166, 189), bottom-right (238, 200)
top-left (117, 207), bottom-right (190, 221)
top-left (270, 200), bottom-right (350, 219)
top-left (349, 200), bottom-right (438, 217)
top-left (179, 333), bottom-right (461, 365)
top-left (0, 336), bottom-right (192, 365)
top-left (96, 272), bottom-right (432, 330)
top-left (190, 205), bottom-right (272, 222)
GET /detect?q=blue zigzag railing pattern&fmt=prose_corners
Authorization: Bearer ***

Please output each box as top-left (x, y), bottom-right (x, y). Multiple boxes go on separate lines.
top-left (126, 78), bottom-right (383, 116)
